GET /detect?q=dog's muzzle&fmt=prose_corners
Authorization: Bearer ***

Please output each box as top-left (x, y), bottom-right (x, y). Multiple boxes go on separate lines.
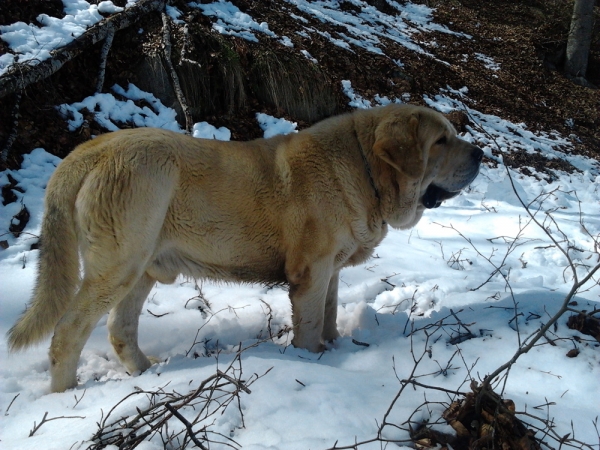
top-left (422, 146), bottom-right (483, 209)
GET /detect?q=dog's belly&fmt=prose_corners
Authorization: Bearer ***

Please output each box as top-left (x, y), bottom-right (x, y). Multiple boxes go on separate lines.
top-left (146, 247), bottom-right (287, 285)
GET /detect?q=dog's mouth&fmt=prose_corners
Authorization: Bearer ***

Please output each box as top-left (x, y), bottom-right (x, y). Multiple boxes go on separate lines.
top-left (422, 184), bottom-right (459, 209)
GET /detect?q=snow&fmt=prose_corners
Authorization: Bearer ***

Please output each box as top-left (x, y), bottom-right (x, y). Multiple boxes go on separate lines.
top-left (281, 0), bottom-right (468, 58)
top-left (424, 87), bottom-right (600, 176)
top-left (57, 83), bottom-right (183, 132)
top-left (279, 35), bottom-right (294, 47)
top-left (300, 49), bottom-right (318, 63)
top-left (342, 79), bottom-right (374, 109)
top-left (2, 88), bottom-right (599, 450)
top-left (0, 0), bottom-right (124, 77)
top-left (189, 0), bottom-right (276, 43)
top-left (342, 79), bottom-right (402, 109)
top-left (166, 5), bottom-right (185, 25)
top-left (256, 113), bottom-right (297, 138)
top-left (1, 2), bottom-right (599, 450)
top-left (474, 52), bottom-right (501, 71)
top-left (193, 122), bottom-right (232, 141)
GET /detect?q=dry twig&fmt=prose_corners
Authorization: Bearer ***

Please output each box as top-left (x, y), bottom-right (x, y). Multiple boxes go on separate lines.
top-left (87, 344), bottom-right (271, 449)
top-left (1, 91), bottom-right (21, 162)
top-left (29, 411), bottom-right (86, 437)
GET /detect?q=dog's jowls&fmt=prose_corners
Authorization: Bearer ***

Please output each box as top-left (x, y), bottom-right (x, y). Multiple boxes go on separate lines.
top-left (7, 104), bottom-right (482, 392)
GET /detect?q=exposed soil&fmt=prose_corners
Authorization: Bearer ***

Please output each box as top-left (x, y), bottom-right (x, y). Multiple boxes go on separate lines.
top-left (0, 0), bottom-right (598, 177)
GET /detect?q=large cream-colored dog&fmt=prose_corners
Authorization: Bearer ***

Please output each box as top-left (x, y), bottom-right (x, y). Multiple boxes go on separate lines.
top-left (8, 104), bottom-right (482, 392)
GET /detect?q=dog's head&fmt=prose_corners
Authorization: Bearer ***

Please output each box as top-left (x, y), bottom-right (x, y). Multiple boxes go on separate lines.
top-left (371, 104), bottom-right (483, 228)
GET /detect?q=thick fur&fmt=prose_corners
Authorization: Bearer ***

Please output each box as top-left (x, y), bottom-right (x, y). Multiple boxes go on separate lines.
top-left (7, 104), bottom-right (482, 392)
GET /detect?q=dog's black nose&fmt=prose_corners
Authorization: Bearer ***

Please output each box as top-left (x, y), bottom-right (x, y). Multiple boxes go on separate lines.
top-left (472, 147), bottom-right (484, 162)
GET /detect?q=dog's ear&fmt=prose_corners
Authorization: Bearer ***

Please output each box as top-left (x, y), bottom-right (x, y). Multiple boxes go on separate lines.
top-left (372, 114), bottom-right (424, 179)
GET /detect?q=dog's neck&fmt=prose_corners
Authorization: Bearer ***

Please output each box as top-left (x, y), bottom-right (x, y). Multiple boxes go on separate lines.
top-left (354, 130), bottom-right (381, 204)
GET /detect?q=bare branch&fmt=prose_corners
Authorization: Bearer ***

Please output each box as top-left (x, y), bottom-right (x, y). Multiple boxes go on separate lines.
top-left (161, 13), bottom-right (194, 133)
top-left (87, 344), bottom-right (271, 449)
top-left (95, 26), bottom-right (115, 93)
top-left (1, 92), bottom-right (21, 162)
top-left (4, 393), bottom-right (20, 416)
top-left (164, 403), bottom-right (209, 450)
top-left (29, 411), bottom-right (86, 437)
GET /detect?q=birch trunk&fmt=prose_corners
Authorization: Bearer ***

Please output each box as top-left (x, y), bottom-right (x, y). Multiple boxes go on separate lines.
top-left (564, 0), bottom-right (595, 79)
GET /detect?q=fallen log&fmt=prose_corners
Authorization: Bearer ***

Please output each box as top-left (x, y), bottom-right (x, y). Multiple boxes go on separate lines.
top-left (0, 0), bottom-right (166, 99)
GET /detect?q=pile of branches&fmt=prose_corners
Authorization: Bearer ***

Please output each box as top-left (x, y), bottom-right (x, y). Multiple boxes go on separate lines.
top-left (567, 309), bottom-right (600, 344)
top-left (87, 347), bottom-right (271, 449)
top-left (432, 381), bottom-right (540, 450)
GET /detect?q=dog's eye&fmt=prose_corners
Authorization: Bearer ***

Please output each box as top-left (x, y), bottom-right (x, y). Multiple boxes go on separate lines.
top-left (435, 136), bottom-right (447, 146)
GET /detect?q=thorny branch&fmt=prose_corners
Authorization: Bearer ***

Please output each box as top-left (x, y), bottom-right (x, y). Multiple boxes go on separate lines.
top-left (184, 303), bottom-right (252, 358)
top-left (325, 313), bottom-right (469, 450)
top-left (464, 110), bottom-right (600, 394)
top-left (4, 393), bottom-right (20, 415)
top-left (326, 305), bottom-right (597, 450)
top-left (467, 107), bottom-right (599, 446)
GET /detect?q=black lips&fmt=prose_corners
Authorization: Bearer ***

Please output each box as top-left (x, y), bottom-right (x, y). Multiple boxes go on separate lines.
top-left (422, 184), bottom-right (458, 209)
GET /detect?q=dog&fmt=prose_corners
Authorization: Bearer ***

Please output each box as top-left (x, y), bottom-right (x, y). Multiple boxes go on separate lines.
top-left (7, 104), bottom-right (482, 392)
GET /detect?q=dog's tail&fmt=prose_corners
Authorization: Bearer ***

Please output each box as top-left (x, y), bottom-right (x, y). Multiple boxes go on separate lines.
top-left (7, 153), bottom-right (90, 352)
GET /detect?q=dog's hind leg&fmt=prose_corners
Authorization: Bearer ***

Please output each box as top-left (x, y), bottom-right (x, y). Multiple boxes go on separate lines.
top-left (322, 271), bottom-right (341, 342)
top-left (46, 149), bottom-right (177, 392)
top-left (48, 208), bottom-right (169, 392)
top-left (48, 272), bottom-right (145, 392)
top-left (107, 273), bottom-right (157, 374)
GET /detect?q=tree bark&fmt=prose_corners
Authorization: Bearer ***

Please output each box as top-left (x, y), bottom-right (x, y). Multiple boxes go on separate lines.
top-left (564, 0), bottom-right (596, 79)
top-left (95, 27), bottom-right (116, 93)
top-left (0, 0), bottom-right (166, 99)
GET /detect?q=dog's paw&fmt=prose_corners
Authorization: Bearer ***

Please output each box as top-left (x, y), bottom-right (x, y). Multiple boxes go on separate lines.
top-left (322, 329), bottom-right (341, 343)
top-left (147, 356), bottom-right (163, 365)
top-left (292, 337), bottom-right (326, 353)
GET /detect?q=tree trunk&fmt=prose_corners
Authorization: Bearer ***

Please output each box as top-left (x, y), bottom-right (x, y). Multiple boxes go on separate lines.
top-left (564, 0), bottom-right (595, 79)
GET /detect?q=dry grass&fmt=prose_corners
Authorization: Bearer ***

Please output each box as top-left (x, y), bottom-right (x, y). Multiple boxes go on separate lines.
top-left (249, 49), bottom-right (341, 122)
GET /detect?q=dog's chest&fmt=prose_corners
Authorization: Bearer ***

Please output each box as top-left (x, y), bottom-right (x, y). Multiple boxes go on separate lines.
top-left (336, 221), bottom-right (388, 268)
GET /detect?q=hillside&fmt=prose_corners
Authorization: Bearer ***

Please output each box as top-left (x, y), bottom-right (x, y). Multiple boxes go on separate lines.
top-left (0, 0), bottom-right (598, 173)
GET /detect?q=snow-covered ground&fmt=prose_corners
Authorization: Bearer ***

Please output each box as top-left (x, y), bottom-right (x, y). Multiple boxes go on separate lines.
top-left (1, 1), bottom-right (599, 450)
top-left (2, 87), bottom-right (599, 450)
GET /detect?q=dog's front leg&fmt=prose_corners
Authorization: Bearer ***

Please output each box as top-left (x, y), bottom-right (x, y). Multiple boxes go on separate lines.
top-left (287, 258), bottom-right (333, 353)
